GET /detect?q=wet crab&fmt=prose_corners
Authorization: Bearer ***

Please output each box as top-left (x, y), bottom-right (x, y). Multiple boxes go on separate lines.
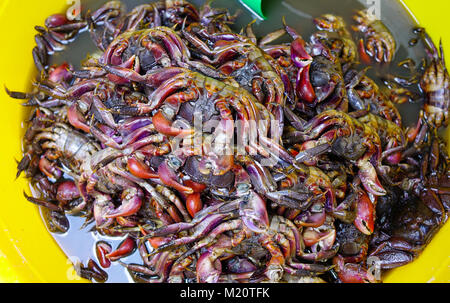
top-left (10, 0), bottom-right (450, 285)
top-left (352, 9), bottom-right (396, 64)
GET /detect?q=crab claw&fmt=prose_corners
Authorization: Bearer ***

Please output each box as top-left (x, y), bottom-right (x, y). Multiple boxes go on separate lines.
top-left (105, 237), bottom-right (136, 261)
top-left (386, 150), bottom-right (402, 165)
top-left (93, 193), bottom-right (115, 228)
top-left (296, 65), bottom-right (316, 103)
top-left (291, 38), bottom-right (313, 67)
top-left (239, 191), bottom-right (270, 234)
top-left (39, 157), bottom-right (62, 180)
top-left (196, 250), bottom-right (222, 283)
top-left (354, 191), bottom-right (375, 235)
top-left (332, 255), bottom-right (378, 283)
top-left (196, 236), bottom-right (232, 283)
top-left (49, 62), bottom-right (73, 84)
top-left (358, 39), bottom-right (372, 65)
top-left (158, 161), bottom-right (194, 194)
top-left (127, 156), bottom-right (159, 179)
top-left (152, 110), bottom-right (194, 138)
top-left (406, 113), bottom-right (423, 143)
top-left (102, 65), bottom-right (185, 88)
top-left (56, 181), bottom-right (80, 204)
top-left (294, 201), bottom-right (327, 228)
top-left (186, 193), bottom-right (203, 218)
top-left (68, 102), bottom-right (91, 133)
top-left (288, 34), bottom-right (316, 104)
top-left (357, 160), bottom-right (386, 196)
top-left (105, 188), bottom-right (143, 219)
top-left (45, 13), bottom-right (69, 28)
top-left (107, 55), bottom-right (140, 85)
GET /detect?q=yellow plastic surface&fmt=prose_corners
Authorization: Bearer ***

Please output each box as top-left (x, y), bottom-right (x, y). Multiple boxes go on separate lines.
top-left (0, 0), bottom-right (448, 283)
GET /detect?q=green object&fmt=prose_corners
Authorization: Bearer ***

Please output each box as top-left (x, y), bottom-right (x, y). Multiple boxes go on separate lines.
top-left (239, 0), bottom-right (266, 20)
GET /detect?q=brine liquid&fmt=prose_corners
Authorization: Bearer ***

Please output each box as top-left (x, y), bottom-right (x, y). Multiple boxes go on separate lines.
top-left (43, 0), bottom-right (427, 283)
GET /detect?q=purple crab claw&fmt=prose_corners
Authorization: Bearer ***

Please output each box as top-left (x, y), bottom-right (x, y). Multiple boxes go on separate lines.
top-left (196, 250), bottom-right (222, 283)
top-left (105, 187), bottom-right (143, 219)
top-left (240, 191), bottom-right (270, 234)
top-left (196, 236), bottom-right (232, 283)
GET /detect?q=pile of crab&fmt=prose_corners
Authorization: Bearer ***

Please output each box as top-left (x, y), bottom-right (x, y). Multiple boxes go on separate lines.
top-left (9, 0), bottom-right (450, 283)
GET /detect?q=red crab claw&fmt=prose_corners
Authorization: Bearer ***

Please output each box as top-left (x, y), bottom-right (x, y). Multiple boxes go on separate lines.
top-left (383, 139), bottom-right (404, 166)
top-left (283, 18), bottom-right (313, 67)
top-left (68, 102), bottom-right (90, 133)
top-left (288, 32), bottom-right (316, 104)
top-left (105, 188), bottom-right (143, 219)
top-left (106, 237), bottom-right (136, 261)
top-left (152, 110), bottom-right (194, 138)
top-left (186, 193), bottom-right (203, 218)
top-left (296, 65), bottom-right (316, 103)
top-left (158, 161), bottom-right (194, 194)
top-left (358, 39), bottom-right (372, 65)
top-left (357, 160), bottom-right (386, 196)
top-left (291, 37), bottom-right (313, 69)
top-left (107, 55), bottom-right (140, 85)
top-left (197, 235), bottom-right (236, 283)
top-left (354, 190), bottom-right (375, 235)
top-left (39, 156), bottom-right (62, 180)
top-left (184, 179), bottom-right (207, 193)
top-left (332, 255), bottom-right (378, 283)
top-left (49, 62), bottom-right (73, 84)
top-left (385, 149), bottom-right (403, 166)
top-left (127, 156), bottom-right (159, 179)
top-left (101, 33), bottom-right (129, 65)
top-left (95, 241), bottom-right (112, 269)
top-left (406, 112), bottom-right (423, 143)
top-left (146, 236), bottom-right (172, 250)
top-left (294, 201), bottom-right (327, 228)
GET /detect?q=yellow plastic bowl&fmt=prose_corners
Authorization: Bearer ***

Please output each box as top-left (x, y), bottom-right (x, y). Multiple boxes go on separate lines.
top-left (0, 0), bottom-right (449, 283)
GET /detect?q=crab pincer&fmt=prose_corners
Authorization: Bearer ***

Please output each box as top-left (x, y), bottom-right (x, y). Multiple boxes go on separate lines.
top-left (284, 22), bottom-right (316, 103)
top-left (332, 255), bottom-right (378, 283)
top-left (127, 156), bottom-right (159, 179)
top-left (105, 187), bottom-right (144, 219)
top-left (152, 110), bottom-right (194, 138)
top-left (353, 190), bottom-right (375, 235)
top-left (357, 159), bottom-right (386, 197)
top-left (106, 237), bottom-right (137, 261)
top-left (158, 160), bottom-right (194, 194)
top-left (95, 241), bottom-right (113, 268)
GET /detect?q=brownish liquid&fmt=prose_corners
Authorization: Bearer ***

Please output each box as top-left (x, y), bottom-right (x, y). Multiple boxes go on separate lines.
top-left (43, 0), bottom-right (428, 282)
